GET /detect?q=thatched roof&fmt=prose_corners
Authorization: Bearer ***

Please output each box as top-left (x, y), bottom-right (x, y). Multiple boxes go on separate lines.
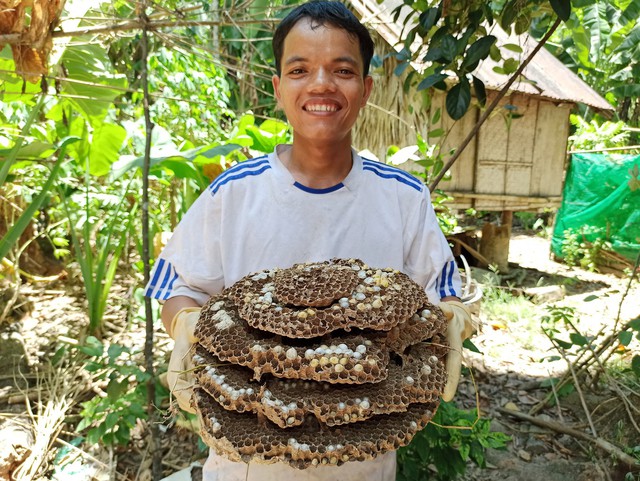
top-left (350, 0), bottom-right (614, 113)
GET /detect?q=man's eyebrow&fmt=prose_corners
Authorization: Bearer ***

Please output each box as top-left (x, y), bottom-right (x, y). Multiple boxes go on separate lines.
top-left (283, 55), bottom-right (360, 67)
top-left (333, 56), bottom-right (359, 67)
top-left (283, 55), bottom-right (307, 66)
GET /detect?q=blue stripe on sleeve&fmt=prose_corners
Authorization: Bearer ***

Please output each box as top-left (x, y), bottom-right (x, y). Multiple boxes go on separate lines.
top-left (208, 157), bottom-right (270, 195)
top-left (145, 258), bottom-right (178, 300)
top-left (446, 260), bottom-right (456, 297)
top-left (438, 261), bottom-right (449, 299)
top-left (163, 271), bottom-right (180, 300)
top-left (362, 160), bottom-right (423, 192)
top-left (211, 164), bottom-right (272, 195)
top-left (438, 260), bottom-right (459, 298)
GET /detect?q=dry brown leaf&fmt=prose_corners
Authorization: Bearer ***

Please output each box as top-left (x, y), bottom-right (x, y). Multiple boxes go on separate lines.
top-left (0, 0), bottom-right (23, 10)
top-left (0, 2), bottom-right (25, 34)
top-left (1, 0), bottom-right (64, 79)
top-left (25, 0), bottom-right (49, 47)
top-left (11, 44), bottom-right (46, 82)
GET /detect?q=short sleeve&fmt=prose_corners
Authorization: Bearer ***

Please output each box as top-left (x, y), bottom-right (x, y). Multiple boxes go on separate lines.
top-left (144, 189), bottom-right (224, 306)
top-left (403, 189), bottom-right (461, 303)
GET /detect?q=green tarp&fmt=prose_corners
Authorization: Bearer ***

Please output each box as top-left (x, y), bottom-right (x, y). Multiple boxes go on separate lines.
top-left (551, 153), bottom-right (640, 262)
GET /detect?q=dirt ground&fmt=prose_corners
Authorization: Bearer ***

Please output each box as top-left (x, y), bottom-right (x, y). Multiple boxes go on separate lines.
top-left (459, 232), bottom-right (640, 481)
top-left (0, 231), bottom-right (638, 480)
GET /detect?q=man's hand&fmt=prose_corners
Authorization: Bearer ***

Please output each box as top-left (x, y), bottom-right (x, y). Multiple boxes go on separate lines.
top-left (167, 307), bottom-right (201, 413)
top-left (438, 300), bottom-right (477, 402)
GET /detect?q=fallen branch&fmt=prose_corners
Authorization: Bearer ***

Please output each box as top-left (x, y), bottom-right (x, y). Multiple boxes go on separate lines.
top-left (497, 407), bottom-right (640, 469)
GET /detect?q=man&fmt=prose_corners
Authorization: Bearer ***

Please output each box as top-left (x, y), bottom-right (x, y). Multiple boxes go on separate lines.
top-left (146, 2), bottom-right (475, 480)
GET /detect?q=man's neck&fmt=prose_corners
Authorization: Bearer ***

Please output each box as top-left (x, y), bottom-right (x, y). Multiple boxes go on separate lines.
top-left (280, 138), bottom-right (353, 189)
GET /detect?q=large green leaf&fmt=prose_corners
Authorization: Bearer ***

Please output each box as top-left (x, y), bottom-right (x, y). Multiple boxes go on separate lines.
top-left (619, 0), bottom-right (640, 25)
top-left (569, 21), bottom-right (593, 68)
top-left (472, 75), bottom-right (487, 107)
top-left (419, 7), bottom-right (441, 32)
top-left (66, 116), bottom-right (90, 166)
top-left (446, 77), bottom-right (471, 120)
top-left (0, 141), bottom-right (56, 163)
top-left (417, 72), bottom-right (448, 91)
top-left (461, 35), bottom-right (497, 72)
top-left (500, 0), bottom-right (518, 32)
top-left (58, 43), bottom-right (128, 125)
top-left (583, 1), bottom-right (612, 65)
top-left (440, 35), bottom-right (458, 63)
top-left (550, 0), bottom-right (572, 21)
top-left (616, 25), bottom-right (640, 58)
top-left (110, 143), bottom-right (242, 179)
top-left (611, 84), bottom-right (640, 97)
top-left (246, 119), bottom-right (290, 153)
top-left (89, 123), bottom-right (127, 176)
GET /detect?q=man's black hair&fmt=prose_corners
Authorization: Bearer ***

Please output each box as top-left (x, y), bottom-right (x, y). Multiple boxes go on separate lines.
top-left (272, 1), bottom-right (375, 77)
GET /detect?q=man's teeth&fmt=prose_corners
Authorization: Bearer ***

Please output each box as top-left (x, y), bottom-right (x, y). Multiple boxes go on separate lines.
top-left (305, 105), bottom-right (338, 112)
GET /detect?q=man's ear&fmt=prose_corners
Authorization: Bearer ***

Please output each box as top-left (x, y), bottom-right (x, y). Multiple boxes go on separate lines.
top-left (361, 75), bottom-right (373, 107)
top-left (272, 75), bottom-right (282, 107)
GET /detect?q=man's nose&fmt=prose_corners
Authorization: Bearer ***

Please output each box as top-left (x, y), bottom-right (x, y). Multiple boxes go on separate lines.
top-left (309, 68), bottom-right (336, 91)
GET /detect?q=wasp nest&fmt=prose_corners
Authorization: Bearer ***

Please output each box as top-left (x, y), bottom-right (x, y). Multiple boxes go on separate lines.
top-left (191, 258), bottom-right (449, 469)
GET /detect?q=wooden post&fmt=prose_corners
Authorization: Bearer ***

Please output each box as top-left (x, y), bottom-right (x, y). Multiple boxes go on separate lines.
top-left (479, 211), bottom-right (513, 273)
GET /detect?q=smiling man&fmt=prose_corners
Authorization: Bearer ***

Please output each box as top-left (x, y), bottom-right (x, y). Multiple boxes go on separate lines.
top-left (271, 10), bottom-right (373, 189)
top-left (148, 2), bottom-right (475, 480)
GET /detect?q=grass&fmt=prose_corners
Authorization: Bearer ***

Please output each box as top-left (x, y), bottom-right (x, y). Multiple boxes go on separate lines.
top-left (478, 281), bottom-right (540, 351)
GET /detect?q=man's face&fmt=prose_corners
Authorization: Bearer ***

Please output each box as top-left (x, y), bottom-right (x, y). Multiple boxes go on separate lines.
top-left (272, 18), bottom-right (373, 146)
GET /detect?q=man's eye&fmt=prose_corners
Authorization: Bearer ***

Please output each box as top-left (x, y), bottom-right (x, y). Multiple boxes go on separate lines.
top-left (337, 69), bottom-right (355, 75)
top-left (290, 69), bottom-right (305, 75)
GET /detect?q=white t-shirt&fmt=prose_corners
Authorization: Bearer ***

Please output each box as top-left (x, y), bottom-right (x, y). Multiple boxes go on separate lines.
top-left (146, 146), bottom-right (461, 481)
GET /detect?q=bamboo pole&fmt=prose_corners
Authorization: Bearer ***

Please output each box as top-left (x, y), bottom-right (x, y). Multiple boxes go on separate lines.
top-left (139, 1), bottom-right (162, 479)
top-left (568, 145), bottom-right (640, 154)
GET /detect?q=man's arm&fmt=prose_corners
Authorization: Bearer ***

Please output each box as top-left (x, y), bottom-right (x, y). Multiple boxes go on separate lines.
top-left (162, 295), bottom-right (201, 334)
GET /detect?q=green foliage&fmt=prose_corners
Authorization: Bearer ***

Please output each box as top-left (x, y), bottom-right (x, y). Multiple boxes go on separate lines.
top-left (397, 401), bottom-right (510, 481)
top-left (72, 336), bottom-right (169, 447)
top-left (57, 43), bottom-right (128, 125)
top-left (59, 175), bottom-right (138, 333)
top-left (540, 305), bottom-right (640, 408)
top-left (560, 227), bottom-right (610, 272)
top-left (539, 0), bottom-right (640, 120)
top-left (0, 138), bottom-right (77, 261)
top-left (568, 114), bottom-right (631, 151)
top-left (514, 212), bottom-right (547, 233)
top-left (394, 0), bottom-right (567, 120)
top-left (144, 48), bottom-right (235, 144)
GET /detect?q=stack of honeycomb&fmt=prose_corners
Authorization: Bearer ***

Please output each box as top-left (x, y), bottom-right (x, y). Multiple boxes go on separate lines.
top-left (191, 258), bottom-right (449, 469)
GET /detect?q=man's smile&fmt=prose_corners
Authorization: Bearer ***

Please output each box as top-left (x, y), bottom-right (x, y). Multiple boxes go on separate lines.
top-left (303, 102), bottom-right (340, 112)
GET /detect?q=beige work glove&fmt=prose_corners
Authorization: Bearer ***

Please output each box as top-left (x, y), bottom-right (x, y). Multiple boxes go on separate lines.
top-left (167, 307), bottom-right (201, 413)
top-left (438, 300), bottom-right (477, 402)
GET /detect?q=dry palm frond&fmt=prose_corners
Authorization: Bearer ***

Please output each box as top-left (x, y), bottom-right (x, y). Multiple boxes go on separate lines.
top-left (11, 349), bottom-right (91, 481)
top-left (0, 0), bottom-right (66, 82)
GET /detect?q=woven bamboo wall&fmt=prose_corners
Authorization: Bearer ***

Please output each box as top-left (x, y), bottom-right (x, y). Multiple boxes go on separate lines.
top-left (354, 35), bottom-right (571, 212)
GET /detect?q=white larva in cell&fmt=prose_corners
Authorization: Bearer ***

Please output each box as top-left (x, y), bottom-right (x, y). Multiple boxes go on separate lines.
top-left (286, 347), bottom-right (297, 360)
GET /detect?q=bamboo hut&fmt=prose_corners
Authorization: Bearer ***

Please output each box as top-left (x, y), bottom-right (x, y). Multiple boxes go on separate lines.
top-left (348, 0), bottom-right (614, 270)
top-left (349, 0), bottom-right (614, 213)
